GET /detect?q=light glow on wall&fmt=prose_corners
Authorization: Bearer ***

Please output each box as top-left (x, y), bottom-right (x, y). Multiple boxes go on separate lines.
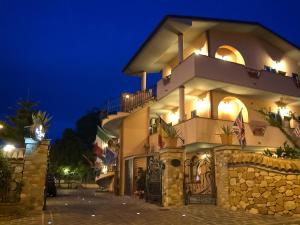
top-left (278, 107), bottom-right (290, 118)
top-left (215, 45), bottom-right (245, 65)
top-left (271, 60), bottom-right (286, 73)
top-left (193, 94), bottom-right (210, 117)
top-left (167, 111), bottom-right (179, 125)
top-left (218, 97), bottom-right (248, 122)
top-left (194, 42), bottom-right (208, 56)
top-left (102, 165), bottom-right (108, 174)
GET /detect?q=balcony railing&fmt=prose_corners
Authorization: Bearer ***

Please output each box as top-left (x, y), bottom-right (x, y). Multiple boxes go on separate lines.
top-left (121, 89), bottom-right (154, 112)
top-left (101, 87), bottom-right (156, 116)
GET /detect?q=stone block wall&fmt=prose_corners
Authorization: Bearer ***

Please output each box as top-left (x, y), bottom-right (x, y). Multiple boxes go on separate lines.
top-left (20, 139), bottom-right (49, 210)
top-left (6, 159), bottom-right (24, 202)
top-left (214, 146), bottom-right (241, 208)
top-left (160, 148), bottom-right (184, 207)
top-left (228, 166), bottom-right (300, 216)
top-left (215, 147), bottom-right (300, 217)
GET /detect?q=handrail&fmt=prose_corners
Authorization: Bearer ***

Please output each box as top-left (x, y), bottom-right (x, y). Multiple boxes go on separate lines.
top-left (100, 86), bottom-right (156, 116)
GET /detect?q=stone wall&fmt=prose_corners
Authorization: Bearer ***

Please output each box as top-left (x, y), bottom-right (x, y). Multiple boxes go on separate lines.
top-left (215, 147), bottom-right (300, 216)
top-left (214, 146), bottom-right (241, 208)
top-left (6, 159), bottom-right (24, 202)
top-left (160, 148), bottom-right (184, 207)
top-left (20, 139), bottom-right (50, 210)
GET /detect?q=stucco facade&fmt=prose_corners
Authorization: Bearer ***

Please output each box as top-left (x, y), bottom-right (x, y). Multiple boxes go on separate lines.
top-left (101, 16), bottom-right (300, 211)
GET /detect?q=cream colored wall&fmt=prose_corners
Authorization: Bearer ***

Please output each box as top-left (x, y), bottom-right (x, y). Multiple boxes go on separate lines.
top-left (122, 107), bottom-right (150, 158)
top-left (162, 32), bottom-right (208, 76)
top-left (120, 107), bottom-right (149, 195)
top-left (175, 117), bottom-right (292, 148)
top-left (208, 30), bottom-right (300, 76)
top-left (211, 90), bottom-right (300, 123)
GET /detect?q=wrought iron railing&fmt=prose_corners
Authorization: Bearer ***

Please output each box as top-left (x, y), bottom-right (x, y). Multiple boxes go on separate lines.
top-left (100, 86), bottom-right (156, 116)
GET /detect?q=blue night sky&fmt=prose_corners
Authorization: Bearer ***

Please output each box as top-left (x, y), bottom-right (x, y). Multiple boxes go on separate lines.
top-left (1, 0), bottom-right (300, 139)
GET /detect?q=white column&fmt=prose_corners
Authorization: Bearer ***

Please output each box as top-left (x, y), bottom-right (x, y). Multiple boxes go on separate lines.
top-left (179, 85), bottom-right (185, 122)
top-left (178, 33), bottom-right (183, 64)
top-left (141, 71), bottom-right (147, 91)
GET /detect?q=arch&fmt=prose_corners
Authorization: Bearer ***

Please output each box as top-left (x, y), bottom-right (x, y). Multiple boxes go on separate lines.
top-left (215, 45), bottom-right (245, 65)
top-left (217, 96), bottom-right (248, 122)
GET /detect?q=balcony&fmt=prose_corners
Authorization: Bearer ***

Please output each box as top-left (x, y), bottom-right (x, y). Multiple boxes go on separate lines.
top-left (157, 54), bottom-right (300, 100)
top-left (149, 117), bottom-right (289, 151)
top-left (101, 89), bottom-right (155, 136)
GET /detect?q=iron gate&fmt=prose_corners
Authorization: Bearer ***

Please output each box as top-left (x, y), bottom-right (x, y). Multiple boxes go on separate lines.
top-left (146, 156), bottom-right (163, 204)
top-left (184, 151), bottom-right (216, 204)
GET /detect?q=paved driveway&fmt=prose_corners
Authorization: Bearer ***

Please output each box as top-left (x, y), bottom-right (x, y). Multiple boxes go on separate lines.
top-left (2, 189), bottom-right (300, 225)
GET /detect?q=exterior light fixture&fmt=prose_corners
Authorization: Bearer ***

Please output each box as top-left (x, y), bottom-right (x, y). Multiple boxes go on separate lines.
top-left (35, 124), bottom-right (45, 141)
top-left (168, 111), bottom-right (179, 125)
top-left (0, 124), bottom-right (4, 129)
top-left (273, 60), bottom-right (282, 72)
top-left (125, 94), bottom-right (130, 99)
top-left (3, 144), bottom-right (15, 152)
top-left (194, 49), bottom-right (201, 55)
top-left (275, 98), bottom-right (289, 117)
top-left (201, 153), bottom-right (210, 160)
top-left (102, 165), bottom-right (108, 174)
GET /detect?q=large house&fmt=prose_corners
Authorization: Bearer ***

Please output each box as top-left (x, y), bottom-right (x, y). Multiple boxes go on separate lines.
top-left (99, 15), bottom-right (300, 204)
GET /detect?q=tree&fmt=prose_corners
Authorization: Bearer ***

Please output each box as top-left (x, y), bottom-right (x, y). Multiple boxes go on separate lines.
top-left (0, 100), bottom-right (37, 147)
top-left (75, 109), bottom-right (107, 150)
top-left (49, 128), bottom-right (93, 182)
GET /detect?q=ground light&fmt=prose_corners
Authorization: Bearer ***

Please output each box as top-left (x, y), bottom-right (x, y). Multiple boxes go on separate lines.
top-left (3, 144), bottom-right (15, 152)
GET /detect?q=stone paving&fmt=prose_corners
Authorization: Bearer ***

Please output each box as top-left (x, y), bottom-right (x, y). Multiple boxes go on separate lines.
top-left (2, 189), bottom-right (300, 225)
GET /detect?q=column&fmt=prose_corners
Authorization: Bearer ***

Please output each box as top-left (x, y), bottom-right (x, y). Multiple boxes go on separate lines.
top-left (178, 33), bottom-right (183, 64)
top-left (21, 139), bottom-right (50, 210)
top-left (214, 146), bottom-right (241, 208)
top-left (141, 71), bottom-right (147, 91)
top-left (179, 85), bottom-right (185, 122)
top-left (160, 148), bottom-right (185, 207)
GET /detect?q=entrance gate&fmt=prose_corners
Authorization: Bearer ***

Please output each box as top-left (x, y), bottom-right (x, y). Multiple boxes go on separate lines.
top-left (184, 151), bottom-right (216, 204)
top-left (146, 156), bottom-right (163, 204)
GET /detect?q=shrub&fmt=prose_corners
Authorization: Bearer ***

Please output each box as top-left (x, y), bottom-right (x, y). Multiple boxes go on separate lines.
top-left (263, 142), bottom-right (300, 159)
top-left (0, 151), bottom-right (12, 201)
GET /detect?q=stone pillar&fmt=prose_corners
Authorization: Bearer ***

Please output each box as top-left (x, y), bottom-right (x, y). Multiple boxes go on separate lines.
top-left (214, 145), bottom-right (241, 208)
top-left (179, 85), bottom-right (185, 122)
top-left (160, 148), bottom-right (185, 207)
top-left (141, 71), bottom-right (147, 91)
top-left (20, 139), bottom-right (50, 210)
top-left (178, 33), bottom-right (183, 64)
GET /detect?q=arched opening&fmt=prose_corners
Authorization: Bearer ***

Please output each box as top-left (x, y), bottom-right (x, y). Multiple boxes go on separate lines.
top-left (217, 96), bottom-right (248, 122)
top-left (215, 45), bottom-right (245, 65)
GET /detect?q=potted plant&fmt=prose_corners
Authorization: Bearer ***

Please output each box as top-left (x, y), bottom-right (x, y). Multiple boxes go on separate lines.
top-left (219, 125), bottom-right (234, 145)
top-left (163, 125), bottom-right (181, 148)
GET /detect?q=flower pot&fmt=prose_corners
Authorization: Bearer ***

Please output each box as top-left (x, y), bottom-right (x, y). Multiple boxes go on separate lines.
top-left (164, 138), bottom-right (178, 148)
top-left (220, 134), bottom-right (233, 145)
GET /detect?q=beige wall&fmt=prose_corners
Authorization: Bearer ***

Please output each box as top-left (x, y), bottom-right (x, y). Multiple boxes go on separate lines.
top-left (208, 30), bottom-right (300, 76)
top-left (162, 32), bottom-right (208, 76)
top-left (122, 107), bottom-right (150, 158)
top-left (120, 107), bottom-right (149, 195)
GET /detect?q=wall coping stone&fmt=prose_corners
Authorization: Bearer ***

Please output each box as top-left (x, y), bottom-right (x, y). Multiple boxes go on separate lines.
top-left (229, 152), bottom-right (300, 173)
